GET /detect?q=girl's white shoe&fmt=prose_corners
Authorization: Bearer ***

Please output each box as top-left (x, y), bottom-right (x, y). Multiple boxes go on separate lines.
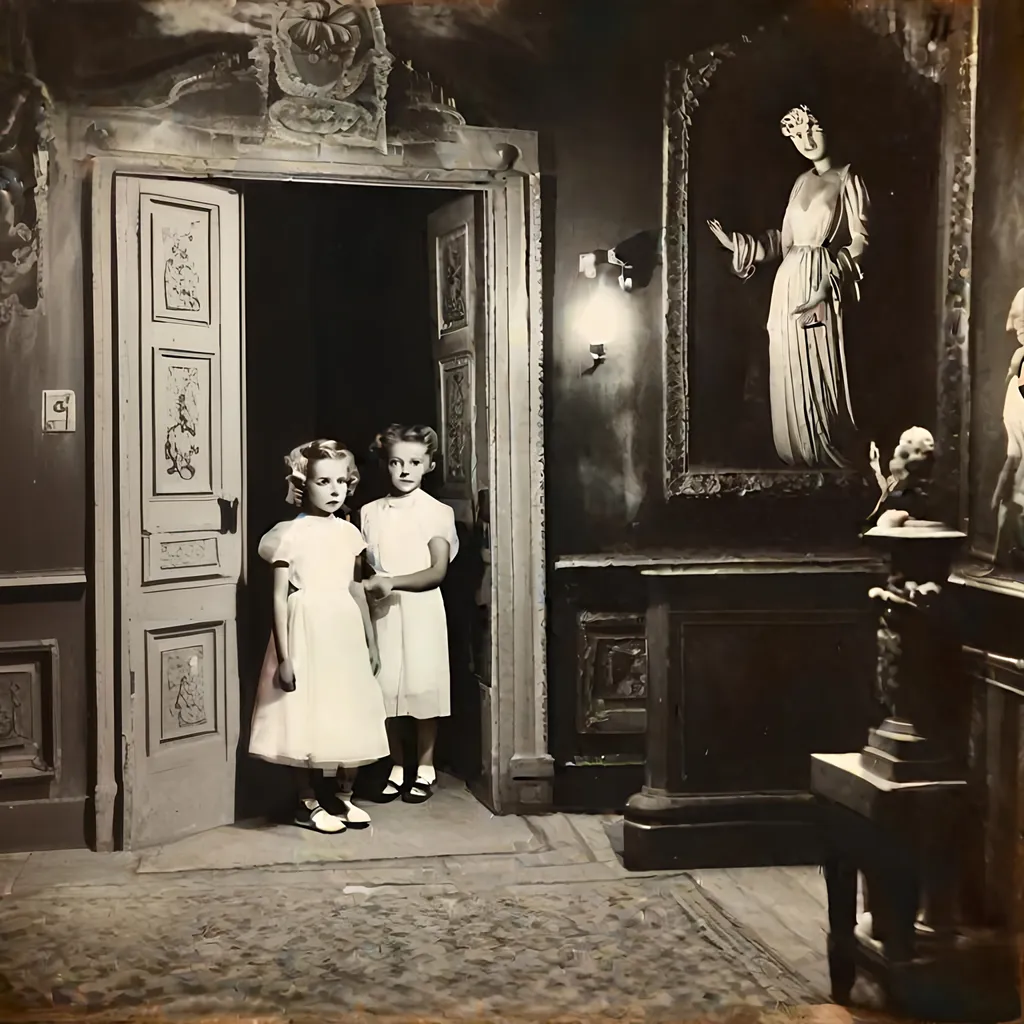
top-left (337, 796), bottom-right (371, 828)
top-left (295, 798), bottom-right (346, 834)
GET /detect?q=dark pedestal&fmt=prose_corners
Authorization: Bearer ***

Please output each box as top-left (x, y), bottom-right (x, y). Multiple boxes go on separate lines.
top-left (813, 752), bottom-right (1018, 1022)
top-left (622, 558), bottom-right (879, 871)
top-left (623, 789), bottom-right (821, 870)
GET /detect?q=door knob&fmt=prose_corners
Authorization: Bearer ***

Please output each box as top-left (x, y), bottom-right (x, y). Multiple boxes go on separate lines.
top-left (218, 496), bottom-right (239, 534)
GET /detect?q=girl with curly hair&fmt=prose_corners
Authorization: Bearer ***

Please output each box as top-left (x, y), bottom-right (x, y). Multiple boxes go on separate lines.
top-left (360, 424), bottom-right (459, 804)
top-left (249, 439), bottom-right (389, 834)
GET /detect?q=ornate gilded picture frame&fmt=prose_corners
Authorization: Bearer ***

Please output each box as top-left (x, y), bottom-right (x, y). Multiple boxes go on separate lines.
top-left (661, 5), bottom-right (977, 506)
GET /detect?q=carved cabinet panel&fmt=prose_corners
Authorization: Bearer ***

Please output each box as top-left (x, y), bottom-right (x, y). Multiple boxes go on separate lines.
top-left (576, 611), bottom-right (647, 736)
top-left (0, 640), bottom-right (59, 782)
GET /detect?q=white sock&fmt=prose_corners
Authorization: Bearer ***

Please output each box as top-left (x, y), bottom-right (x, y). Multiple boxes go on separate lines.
top-left (387, 765), bottom-right (404, 788)
top-left (417, 765), bottom-right (436, 785)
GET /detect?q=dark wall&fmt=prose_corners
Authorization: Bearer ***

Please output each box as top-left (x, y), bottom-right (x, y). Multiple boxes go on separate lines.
top-left (0, 136), bottom-right (90, 852)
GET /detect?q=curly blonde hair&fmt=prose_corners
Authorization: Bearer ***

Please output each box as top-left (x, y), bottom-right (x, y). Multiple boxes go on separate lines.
top-left (283, 439), bottom-right (359, 508)
top-left (369, 423), bottom-right (439, 462)
top-left (780, 105), bottom-right (819, 138)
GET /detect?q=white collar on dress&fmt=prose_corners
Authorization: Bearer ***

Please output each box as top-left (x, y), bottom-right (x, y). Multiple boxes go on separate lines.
top-left (382, 488), bottom-right (426, 510)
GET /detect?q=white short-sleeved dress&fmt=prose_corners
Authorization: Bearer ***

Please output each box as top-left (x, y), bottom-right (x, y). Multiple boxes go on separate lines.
top-left (360, 490), bottom-right (459, 720)
top-left (249, 515), bottom-right (389, 769)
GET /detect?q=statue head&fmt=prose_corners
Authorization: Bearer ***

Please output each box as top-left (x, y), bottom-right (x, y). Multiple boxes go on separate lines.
top-left (890, 427), bottom-right (935, 482)
top-left (780, 105), bottom-right (827, 163)
top-left (1006, 287), bottom-right (1024, 345)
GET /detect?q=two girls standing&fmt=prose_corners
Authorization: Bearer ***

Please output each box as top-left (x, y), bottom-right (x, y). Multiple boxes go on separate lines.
top-left (247, 426), bottom-right (456, 833)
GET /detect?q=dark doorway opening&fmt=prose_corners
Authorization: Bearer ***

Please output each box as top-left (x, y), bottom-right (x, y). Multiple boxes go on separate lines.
top-left (230, 180), bottom-right (486, 821)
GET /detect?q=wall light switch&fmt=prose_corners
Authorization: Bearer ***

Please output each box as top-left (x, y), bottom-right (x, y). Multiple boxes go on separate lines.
top-left (42, 390), bottom-right (76, 433)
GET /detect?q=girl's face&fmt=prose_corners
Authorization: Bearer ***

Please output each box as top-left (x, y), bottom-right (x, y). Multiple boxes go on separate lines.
top-left (387, 441), bottom-right (433, 495)
top-left (789, 121), bottom-right (827, 162)
top-left (304, 458), bottom-right (348, 515)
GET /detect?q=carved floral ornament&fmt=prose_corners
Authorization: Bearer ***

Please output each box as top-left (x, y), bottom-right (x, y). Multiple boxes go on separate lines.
top-left (268, 0), bottom-right (393, 146)
top-left (128, 0), bottom-right (394, 148)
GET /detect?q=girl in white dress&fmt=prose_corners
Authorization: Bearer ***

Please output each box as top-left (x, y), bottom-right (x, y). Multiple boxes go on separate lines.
top-left (249, 440), bottom-right (389, 833)
top-left (360, 425), bottom-right (459, 804)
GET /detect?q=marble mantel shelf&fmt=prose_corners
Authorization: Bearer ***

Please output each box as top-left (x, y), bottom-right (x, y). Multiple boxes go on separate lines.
top-left (553, 550), bottom-right (886, 575)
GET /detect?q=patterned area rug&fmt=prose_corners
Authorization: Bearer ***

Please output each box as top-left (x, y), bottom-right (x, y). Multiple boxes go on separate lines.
top-left (0, 876), bottom-right (814, 1020)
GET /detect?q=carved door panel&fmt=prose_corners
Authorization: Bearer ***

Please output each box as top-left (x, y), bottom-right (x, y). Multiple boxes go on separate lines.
top-left (115, 177), bottom-right (243, 848)
top-left (428, 194), bottom-right (489, 783)
top-left (428, 194), bottom-right (487, 526)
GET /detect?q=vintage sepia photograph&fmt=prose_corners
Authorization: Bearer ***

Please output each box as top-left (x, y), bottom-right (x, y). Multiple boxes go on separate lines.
top-left (0, 1), bottom-right (1021, 1023)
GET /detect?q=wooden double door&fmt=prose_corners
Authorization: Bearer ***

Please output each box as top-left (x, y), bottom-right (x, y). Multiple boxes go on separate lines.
top-left (113, 176), bottom-right (491, 847)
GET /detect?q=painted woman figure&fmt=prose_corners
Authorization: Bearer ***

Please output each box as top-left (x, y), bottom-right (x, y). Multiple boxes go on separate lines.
top-left (708, 105), bottom-right (870, 468)
top-left (991, 287), bottom-right (1024, 563)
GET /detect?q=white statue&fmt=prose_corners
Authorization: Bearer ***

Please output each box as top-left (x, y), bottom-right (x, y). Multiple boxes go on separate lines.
top-left (708, 105), bottom-right (870, 469)
top-left (866, 426), bottom-right (936, 530)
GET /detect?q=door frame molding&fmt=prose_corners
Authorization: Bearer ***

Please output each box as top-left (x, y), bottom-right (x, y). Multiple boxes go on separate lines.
top-left (86, 126), bottom-right (549, 851)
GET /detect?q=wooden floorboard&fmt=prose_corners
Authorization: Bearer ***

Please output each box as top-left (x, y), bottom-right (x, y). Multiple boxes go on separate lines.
top-left (688, 866), bottom-right (831, 999)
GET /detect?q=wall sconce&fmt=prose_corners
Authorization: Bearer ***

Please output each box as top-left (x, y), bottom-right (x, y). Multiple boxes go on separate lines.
top-left (576, 231), bottom-right (660, 375)
top-left (578, 230), bottom-right (661, 294)
top-left (578, 248), bottom-right (633, 292)
top-left (574, 279), bottom-right (629, 376)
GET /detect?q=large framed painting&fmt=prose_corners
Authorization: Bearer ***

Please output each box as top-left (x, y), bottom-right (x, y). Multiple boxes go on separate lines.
top-left (965, 0), bottom-right (1024, 578)
top-left (662, 2), bottom-right (976, 503)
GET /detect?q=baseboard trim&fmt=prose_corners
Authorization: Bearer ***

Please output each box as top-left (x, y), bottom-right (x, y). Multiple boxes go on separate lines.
top-left (0, 796), bottom-right (89, 853)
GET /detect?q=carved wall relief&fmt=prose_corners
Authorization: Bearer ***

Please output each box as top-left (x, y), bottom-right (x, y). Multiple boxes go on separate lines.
top-left (265, 0), bottom-right (392, 149)
top-left (387, 60), bottom-right (467, 145)
top-left (68, 1), bottom-right (394, 151)
top-left (150, 200), bottom-right (211, 324)
top-left (154, 354), bottom-right (211, 495)
top-left (163, 646), bottom-right (208, 732)
top-left (0, 72), bottom-right (48, 326)
top-left (0, 640), bottom-right (59, 781)
top-left (438, 224), bottom-right (468, 332)
top-left (158, 538), bottom-right (219, 572)
top-left (155, 630), bottom-right (219, 744)
top-left (440, 353), bottom-right (472, 486)
top-left (576, 612), bottom-right (647, 735)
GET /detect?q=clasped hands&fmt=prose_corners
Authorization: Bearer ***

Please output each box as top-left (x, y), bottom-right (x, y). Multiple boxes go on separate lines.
top-left (362, 576), bottom-right (393, 600)
top-left (791, 279), bottom-right (831, 326)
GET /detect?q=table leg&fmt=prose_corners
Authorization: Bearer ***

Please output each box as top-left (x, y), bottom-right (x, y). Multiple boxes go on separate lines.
top-left (825, 857), bottom-right (858, 1004)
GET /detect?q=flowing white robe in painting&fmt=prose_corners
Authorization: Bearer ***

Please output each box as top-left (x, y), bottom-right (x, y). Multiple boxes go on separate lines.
top-left (730, 164), bottom-right (870, 468)
top-left (1000, 288), bottom-right (1024, 508)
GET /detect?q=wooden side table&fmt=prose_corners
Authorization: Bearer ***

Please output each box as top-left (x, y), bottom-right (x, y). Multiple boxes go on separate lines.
top-left (812, 752), bottom-right (1017, 1022)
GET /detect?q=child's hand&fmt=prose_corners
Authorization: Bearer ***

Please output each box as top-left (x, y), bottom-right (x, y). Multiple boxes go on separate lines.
top-left (278, 658), bottom-right (296, 692)
top-left (364, 576), bottom-right (393, 600)
top-left (369, 644), bottom-right (381, 675)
